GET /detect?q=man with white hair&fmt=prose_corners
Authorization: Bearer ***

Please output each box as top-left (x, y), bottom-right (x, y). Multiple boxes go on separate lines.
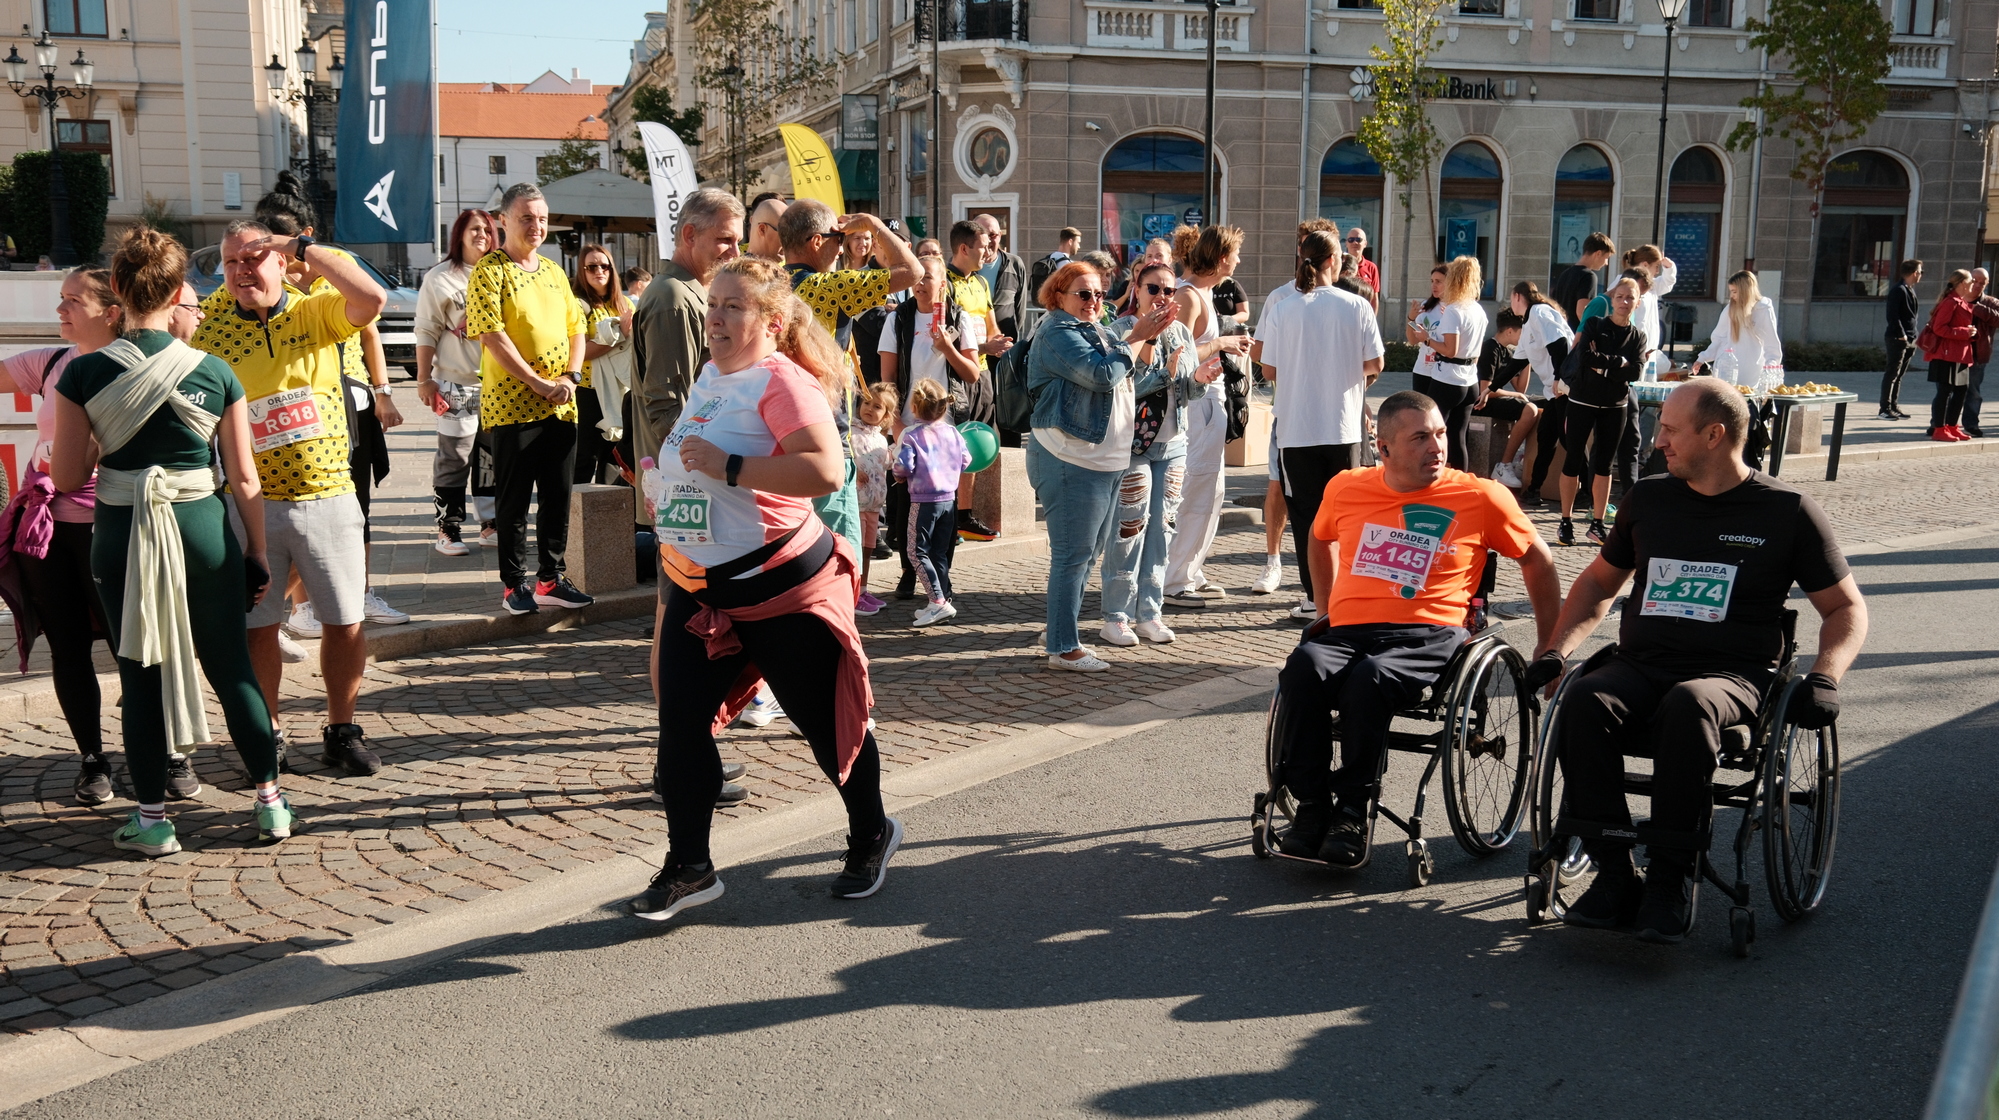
top-left (973, 212), bottom-right (1028, 344)
top-left (1964, 267), bottom-right (1998, 438)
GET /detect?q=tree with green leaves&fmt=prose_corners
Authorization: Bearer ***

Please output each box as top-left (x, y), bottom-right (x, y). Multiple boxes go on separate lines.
top-left (621, 86), bottom-right (705, 182)
top-left (536, 129), bottom-right (605, 185)
top-left (1355, 0), bottom-right (1448, 322)
top-left (692, 0), bottom-right (836, 199)
top-left (1725, 0), bottom-right (1892, 333)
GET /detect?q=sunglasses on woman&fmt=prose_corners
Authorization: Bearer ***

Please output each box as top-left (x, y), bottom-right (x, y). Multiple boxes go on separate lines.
top-left (1142, 283), bottom-right (1171, 296)
top-left (1068, 289), bottom-right (1107, 302)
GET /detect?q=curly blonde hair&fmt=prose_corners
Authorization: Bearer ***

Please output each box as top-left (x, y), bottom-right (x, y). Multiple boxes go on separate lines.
top-left (1442, 255), bottom-right (1483, 307)
top-left (713, 257), bottom-right (855, 404)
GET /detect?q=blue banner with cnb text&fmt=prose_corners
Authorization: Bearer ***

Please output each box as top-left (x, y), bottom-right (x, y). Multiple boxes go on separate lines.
top-left (335, 0), bottom-right (434, 242)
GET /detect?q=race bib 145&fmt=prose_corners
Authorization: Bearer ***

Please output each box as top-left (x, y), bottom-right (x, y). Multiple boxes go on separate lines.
top-left (1351, 523), bottom-right (1440, 598)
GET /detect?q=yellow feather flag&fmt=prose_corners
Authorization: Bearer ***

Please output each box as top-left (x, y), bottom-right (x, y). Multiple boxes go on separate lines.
top-left (779, 123), bottom-right (845, 213)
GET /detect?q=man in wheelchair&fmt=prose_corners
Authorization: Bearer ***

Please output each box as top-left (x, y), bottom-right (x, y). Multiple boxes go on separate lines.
top-left (1530, 377), bottom-right (1867, 942)
top-left (1275, 391), bottom-right (1562, 866)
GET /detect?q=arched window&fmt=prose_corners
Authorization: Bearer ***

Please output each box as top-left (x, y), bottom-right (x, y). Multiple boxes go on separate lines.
top-left (1319, 138), bottom-right (1383, 267)
top-left (1667, 148), bottom-right (1725, 299)
top-left (1814, 151), bottom-right (1909, 300)
top-left (1439, 140), bottom-right (1500, 298)
top-left (1549, 144), bottom-right (1612, 284)
top-left (1101, 133), bottom-right (1215, 266)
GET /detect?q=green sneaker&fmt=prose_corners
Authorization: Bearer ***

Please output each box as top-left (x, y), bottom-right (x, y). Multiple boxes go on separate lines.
top-left (111, 813), bottom-right (181, 858)
top-left (256, 796), bottom-right (297, 843)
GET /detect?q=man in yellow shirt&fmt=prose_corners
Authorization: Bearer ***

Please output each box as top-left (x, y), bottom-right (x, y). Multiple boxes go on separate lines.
top-left (945, 220), bottom-right (1013, 540)
top-left (466, 183), bottom-right (592, 616)
top-left (191, 221), bottom-right (387, 776)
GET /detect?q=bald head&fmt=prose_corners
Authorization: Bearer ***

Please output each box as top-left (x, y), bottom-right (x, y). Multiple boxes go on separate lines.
top-left (1674, 377), bottom-right (1751, 447)
top-left (1976, 268), bottom-right (1992, 299)
top-left (746, 197), bottom-right (787, 259)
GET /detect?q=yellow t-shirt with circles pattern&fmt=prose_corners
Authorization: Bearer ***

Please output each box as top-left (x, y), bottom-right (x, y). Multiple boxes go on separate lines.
top-left (307, 250), bottom-right (381, 383)
top-left (190, 286), bottom-right (360, 502)
top-left (578, 299), bottom-right (625, 390)
top-left (465, 250), bottom-right (583, 429)
top-left (790, 266), bottom-right (892, 335)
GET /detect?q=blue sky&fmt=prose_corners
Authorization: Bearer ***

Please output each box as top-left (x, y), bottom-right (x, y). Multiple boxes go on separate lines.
top-left (435, 0), bottom-right (661, 85)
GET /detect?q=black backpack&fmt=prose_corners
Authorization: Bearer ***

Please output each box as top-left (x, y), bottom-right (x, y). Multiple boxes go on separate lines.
top-left (1028, 254), bottom-right (1063, 306)
top-left (1220, 351), bottom-right (1250, 443)
top-left (995, 320), bottom-right (1036, 435)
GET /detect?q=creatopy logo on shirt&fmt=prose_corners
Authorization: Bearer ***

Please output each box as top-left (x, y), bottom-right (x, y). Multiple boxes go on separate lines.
top-left (1717, 533), bottom-right (1766, 548)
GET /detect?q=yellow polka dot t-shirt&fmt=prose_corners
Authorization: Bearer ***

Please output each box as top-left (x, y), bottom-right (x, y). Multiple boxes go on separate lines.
top-left (190, 287), bottom-right (361, 501)
top-left (465, 250), bottom-right (583, 428)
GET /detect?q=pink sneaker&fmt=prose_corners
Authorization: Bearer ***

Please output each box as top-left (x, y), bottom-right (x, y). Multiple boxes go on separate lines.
top-left (855, 592), bottom-right (886, 616)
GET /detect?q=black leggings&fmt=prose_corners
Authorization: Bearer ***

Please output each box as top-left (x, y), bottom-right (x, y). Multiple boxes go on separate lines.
top-left (1424, 379), bottom-right (1475, 471)
top-left (17, 519), bottom-right (106, 753)
top-left (1931, 361), bottom-right (1970, 429)
top-left (573, 393), bottom-right (614, 486)
top-left (92, 495), bottom-right (277, 803)
top-left (1561, 400), bottom-right (1627, 480)
top-left (1279, 443), bottom-right (1358, 601)
top-left (1530, 396), bottom-right (1592, 492)
top-left (657, 582), bottom-right (885, 865)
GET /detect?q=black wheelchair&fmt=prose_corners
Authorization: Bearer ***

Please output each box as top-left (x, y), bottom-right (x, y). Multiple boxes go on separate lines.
top-left (1250, 561), bottom-right (1538, 887)
top-left (1523, 610), bottom-right (1841, 956)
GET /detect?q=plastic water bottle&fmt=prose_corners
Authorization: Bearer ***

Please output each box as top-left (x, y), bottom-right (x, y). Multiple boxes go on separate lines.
top-left (640, 456), bottom-right (666, 521)
top-left (1760, 360), bottom-right (1786, 393)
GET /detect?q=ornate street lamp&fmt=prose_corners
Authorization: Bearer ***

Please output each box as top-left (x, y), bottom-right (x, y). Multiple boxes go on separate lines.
top-left (1650, 0), bottom-right (1690, 246)
top-left (4, 31), bottom-right (93, 266)
top-left (269, 35), bottom-right (342, 235)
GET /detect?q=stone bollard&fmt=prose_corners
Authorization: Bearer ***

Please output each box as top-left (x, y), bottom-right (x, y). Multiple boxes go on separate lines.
top-left (567, 483), bottom-right (637, 595)
top-left (970, 445), bottom-right (1038, 538)
top-left (1784, 404), bottom-right (1824, 454)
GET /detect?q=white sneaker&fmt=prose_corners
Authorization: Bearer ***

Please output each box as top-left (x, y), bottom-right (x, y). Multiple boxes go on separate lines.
top-left (478, 524), bottom-right (498, 548)
top-left (913, 600), bottom-right (957, 627)
top-left (276, 629), bottom-right (309, 664)
top-left (1047, 650), bottom-right (1110, 672)
top-left (1194, 580), bottom-right (1230, 599)
top-left (1133, 619), bottom-right (1177, 644)
top-left (363, 589), bottom-right (411, 625)
top-left (1163, 590), bottom-right (1209, 610)
top-left (1250, 557), bottom-right (1282, 595)
top-left (1098, 620), bottom-right (1138, 647)
top-left (285, 601), bottom-right (322, 638)
top-left (1491, 461), bottom-right (1523, 489)
top-left (1288, 599), bottom-right (1318, 620)
top-left (435, 532), bottom-right (469, 557)
top-left (735, 695), bottom-right (783, 728)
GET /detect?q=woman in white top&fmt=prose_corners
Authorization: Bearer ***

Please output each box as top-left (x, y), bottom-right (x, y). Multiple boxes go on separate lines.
top-left (414, 209), bottom-right (499, 554)
top-left (1406, 264), bottom-right (1449, 398)
top-left (1625, 244), bottom-right (1679, 360)
top-left (1692, 270), bottom-right (1783, 387)
top-left (1511, 280), bottom-right (1578, 502)
top-left (1406, 255), bottom-right (1488, 470)
top-left (1161, 226), bottom-right (1252, 608)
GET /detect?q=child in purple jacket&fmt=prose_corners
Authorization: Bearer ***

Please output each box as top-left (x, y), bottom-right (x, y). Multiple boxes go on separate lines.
top-left (895, 379), bottom-right (972, 627)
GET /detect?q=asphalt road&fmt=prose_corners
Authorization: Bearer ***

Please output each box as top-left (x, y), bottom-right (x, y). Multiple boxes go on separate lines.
top-left (14, 533), bottom-right (1998, 1119)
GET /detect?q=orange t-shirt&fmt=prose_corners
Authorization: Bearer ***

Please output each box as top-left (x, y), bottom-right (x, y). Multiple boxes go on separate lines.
top-left (1312, 466), bottom-right (1539, 628)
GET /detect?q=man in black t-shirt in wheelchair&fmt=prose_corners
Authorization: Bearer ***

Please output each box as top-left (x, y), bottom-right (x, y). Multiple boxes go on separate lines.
top-left (1524, 378), bottom-right (1868, 943)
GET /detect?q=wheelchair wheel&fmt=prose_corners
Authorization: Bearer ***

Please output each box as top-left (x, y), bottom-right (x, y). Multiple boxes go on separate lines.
top-left (1441, 642), bottom-right (1534, 857)
top-left (1262, 687), bottom-right (1296, 823)
top-left (1762, 699), bottom-right (1840, 922)
top-left (1526, 667), bottom-right (1591, 922)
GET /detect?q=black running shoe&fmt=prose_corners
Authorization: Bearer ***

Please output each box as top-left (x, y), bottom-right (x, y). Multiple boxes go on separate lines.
top-left (1562, 856), bottom-right (1645, 930)
top-left (893, 570), bottom-right (917, 601)
top-left (1278, 800), bottom-right (1332, 859)
top-left (869, 542), bottom-right (894, 561)
top-left (715, 782), bottom-right (749, 806)
top-left (628, 861), bottom-right (724, 921)
top-left (74, 753), bottom-right (113, 806)
top-left (164, 754), bottom-right (202, 800)
top-left (534, 576), bottom-right (594, 609)
top-left (1636, 859), bottom-right (1697, 944)
top-left (274, 729), bottom-right (293, 775)
top-left (1317, 802), bottom-right (1369, 868)
top-left (321, 723), bottom-right (383, 777)
top-left (1586, 519), bottom-right (1608, 546)
top-left (502, 581), bottom-right (539, 616)
top-left (831, 817), bottom-right (904, 898)
top-left (956, 511), bottom-right (998, 542)
top-left (1557, 519), bottom-right (1576, 547)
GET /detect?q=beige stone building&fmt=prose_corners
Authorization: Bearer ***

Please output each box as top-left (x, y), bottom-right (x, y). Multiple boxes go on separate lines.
top-left (617, 0), bottom-right (1995, 343)
top-left (0, 0), bottom-right (352, 254)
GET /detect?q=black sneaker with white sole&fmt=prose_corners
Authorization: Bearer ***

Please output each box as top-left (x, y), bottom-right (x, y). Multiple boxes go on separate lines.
top-left (502, 581), bottom-right (539, 616)
top-left (830, 817), bottom-right (904, 899)
top-left (534, 577), bottom-right (594, 609)
top-left (321, 723), bottom-right (383, 776)
top-left (74, 753), bottom-right (113, 805)
top-left (273, 729), bottom-right (293, 775)
top-left (628, 861), bottom-right (724, 921)
top-left (164, 754), bottom-right (202, 799)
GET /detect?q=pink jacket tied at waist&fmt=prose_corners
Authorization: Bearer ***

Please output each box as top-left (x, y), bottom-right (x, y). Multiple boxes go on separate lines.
top-left (0, 468), bottom-right (58, 561)
top-left (685, 534), bottom-right (874, 783)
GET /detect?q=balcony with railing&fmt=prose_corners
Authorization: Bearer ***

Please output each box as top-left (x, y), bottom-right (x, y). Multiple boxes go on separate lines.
top-left (1084, 1), bottom-right (1253, 52)
top-left (914, 0), bottom-right (1029, 43)
top-left (1888, 35), bottom-right (1951, 81)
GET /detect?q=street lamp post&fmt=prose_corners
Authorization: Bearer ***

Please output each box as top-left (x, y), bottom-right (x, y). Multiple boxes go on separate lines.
top-left (1201, 0), bottom-right (1218, 228)
top-left (1649, 0), bottom-right (1688, 247)
top-left (717, 56), bottom-right (745, 200)
top-left (5, 32), bottom-right (94, 267)
top-left (265, 36), bottom-right (345, 236)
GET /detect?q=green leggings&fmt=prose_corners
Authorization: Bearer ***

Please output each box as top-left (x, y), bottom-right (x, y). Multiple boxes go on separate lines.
top-left (92, 494), bottom-right (277, 803)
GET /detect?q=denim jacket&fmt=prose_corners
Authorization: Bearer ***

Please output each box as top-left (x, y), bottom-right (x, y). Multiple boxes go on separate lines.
top-left (1111, 316), bottom-right (1207, 459)
top-left (1027, 310), bottom-right (1139, 444)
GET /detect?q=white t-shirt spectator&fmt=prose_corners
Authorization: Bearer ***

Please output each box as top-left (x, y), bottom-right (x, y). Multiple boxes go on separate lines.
top-left (1259, 284), bottom-right (1385, 448)
top-left (878, 308), bottom-right (971, 425)
top-left (1410, 302), bottom-right (1445, 381)
top-left (1637, 258), bottom-right (1678, 353)
top-left (1428, 301), bottom-right (1489, 388)
top-left (1517, 302), bottom-right (1575, 397)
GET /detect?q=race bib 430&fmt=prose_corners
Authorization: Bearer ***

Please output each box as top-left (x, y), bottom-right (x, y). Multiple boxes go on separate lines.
top-left (248, 387), bottom-right (327, 453)
top-left (654, 483), bottom-right (713, 545)
top-left (1640, 558), bottom-right (1738, 622)
top-left (1352, 523), bottom-right (1440, 598)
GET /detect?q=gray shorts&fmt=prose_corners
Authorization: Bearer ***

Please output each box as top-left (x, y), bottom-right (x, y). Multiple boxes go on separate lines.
top-left (246, 493), bottom-right (369, 628)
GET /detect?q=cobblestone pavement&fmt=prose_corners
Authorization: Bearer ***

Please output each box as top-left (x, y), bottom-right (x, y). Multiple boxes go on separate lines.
top-left (0, 443), bottom-right (1992, 1034)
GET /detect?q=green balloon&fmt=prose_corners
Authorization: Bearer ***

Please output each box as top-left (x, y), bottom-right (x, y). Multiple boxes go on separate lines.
top-left (958, 420), bottom-right (999, 473)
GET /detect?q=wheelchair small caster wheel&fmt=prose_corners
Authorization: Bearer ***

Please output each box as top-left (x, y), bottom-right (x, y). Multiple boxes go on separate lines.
top-left (1525, 874), bottom-right (1546, 924)
top-left (1250, 794), bottom-right (1272, 859)
top-left (1730, 907), bottom-right (1755, 958)
top-left (1407, 841), bottom-right (1434, 888)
